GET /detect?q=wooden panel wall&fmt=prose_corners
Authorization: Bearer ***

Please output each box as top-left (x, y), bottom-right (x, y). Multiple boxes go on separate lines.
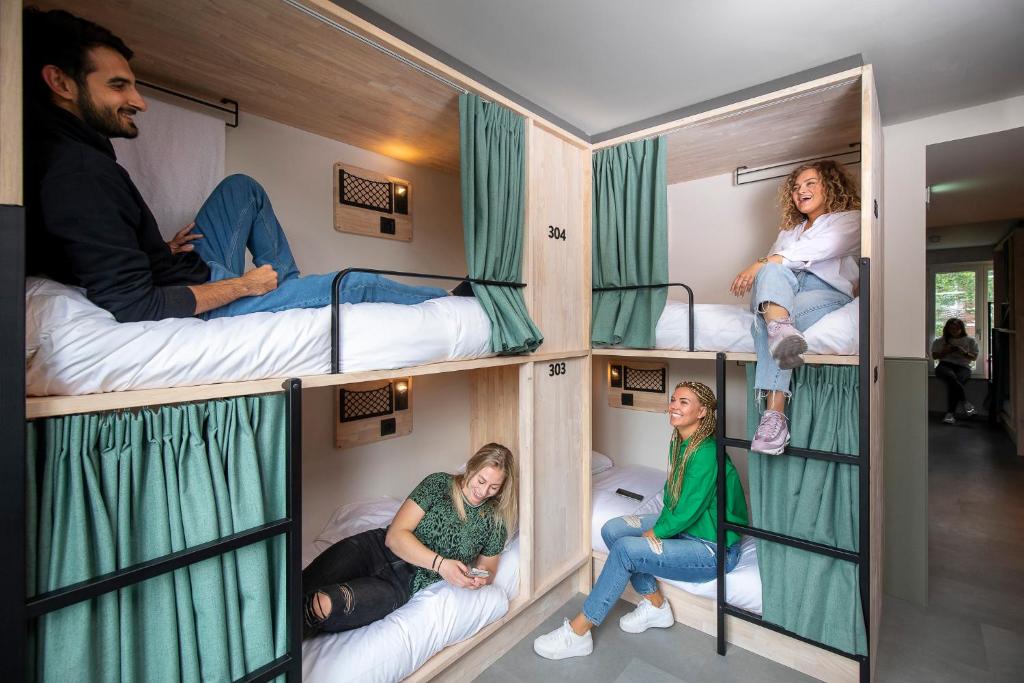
top-left (525, 123), bottom-right (591, 354)
top-left (860, 64), bottom-right (885, 673)
top-left (1, 0), bottom-right (21, 204)
top-left (531, 356), bottom-right (589, 593)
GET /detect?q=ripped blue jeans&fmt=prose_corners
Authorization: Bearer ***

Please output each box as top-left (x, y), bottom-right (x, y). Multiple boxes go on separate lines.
top-left (751, 263), bottom-right (851, 394)
top-left (583, 514), bottom-right (741, 626)
top-left (193, 174), bottom-right (446, 319)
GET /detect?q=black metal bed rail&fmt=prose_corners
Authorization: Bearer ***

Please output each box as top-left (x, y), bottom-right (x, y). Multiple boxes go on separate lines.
top-left (330, 268), bottom-right (527, 373)
top-left (26, 519), bottom-right (292, 619)
top-left (23, 379), bottom-right (304, 682)
top-left (713, 257), bottom-right (873, 683)
top-left (723, 437), bottom-right (861, 465)
top-left (591, 282), bottom-right (695, 351)
top-left (723, 522), bottom-right (860, 563)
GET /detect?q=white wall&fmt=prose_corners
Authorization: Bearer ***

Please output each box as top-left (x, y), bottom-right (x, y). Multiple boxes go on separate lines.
top-left (666, 173), bottom-right (778, 305)
top-left (224, 114), bottom-right (472, 546)
top-left (883, 95), bottom-right (1024, 358)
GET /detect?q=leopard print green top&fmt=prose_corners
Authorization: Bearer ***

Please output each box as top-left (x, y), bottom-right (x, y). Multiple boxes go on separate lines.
top-left (406, 472), bottom-right (507, 594)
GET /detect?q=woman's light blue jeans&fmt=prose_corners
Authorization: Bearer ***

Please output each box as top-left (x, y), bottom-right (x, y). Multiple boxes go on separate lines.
top-left (751, 263), bottom-right (851, 394)
top-left (193, 174), bottom-right (446, 319)
top-left (582, 514), bottom-right (741, 626)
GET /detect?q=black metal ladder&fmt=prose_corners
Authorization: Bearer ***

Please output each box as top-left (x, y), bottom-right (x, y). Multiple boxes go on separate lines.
top-left (713, 258), bottom-right (872, 683)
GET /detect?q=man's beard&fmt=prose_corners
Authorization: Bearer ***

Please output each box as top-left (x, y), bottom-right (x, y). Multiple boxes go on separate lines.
top-left (77, 87), bottom-right (139, 139)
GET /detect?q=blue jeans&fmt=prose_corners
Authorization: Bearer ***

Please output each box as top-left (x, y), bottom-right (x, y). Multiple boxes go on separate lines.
top-left (751, 263), bottom-right (852, 394)
top-left (583, 514), bottom-right (741, 626)
top-left (193, 174), bottom-right (447, 319)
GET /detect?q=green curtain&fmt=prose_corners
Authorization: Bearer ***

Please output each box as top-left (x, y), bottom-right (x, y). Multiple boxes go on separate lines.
top-left (591, 137), bottom-right (668, 348)
top-left (26, 394), bottom-right (289, 682)
top-left (460, 93), bottom-right (543, 354)
top-left (746, 364), bottom-right (867, 655)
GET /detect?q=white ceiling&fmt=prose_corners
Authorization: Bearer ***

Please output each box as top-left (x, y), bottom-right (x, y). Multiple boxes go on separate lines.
top-left (351, 0), bottom-right (1024, 136)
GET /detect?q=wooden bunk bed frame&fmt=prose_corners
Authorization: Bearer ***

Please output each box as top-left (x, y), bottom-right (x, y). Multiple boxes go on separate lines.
top-left (5, 0), bottom-right (593, 681)
top-left (588, 66), bottom-right (884, 682)
top-left (2, 1), bottom-right (882, 681)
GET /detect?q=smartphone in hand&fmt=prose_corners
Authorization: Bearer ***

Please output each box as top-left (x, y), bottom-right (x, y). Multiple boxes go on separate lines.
top-left (466, 567), bottom-right (490, 578)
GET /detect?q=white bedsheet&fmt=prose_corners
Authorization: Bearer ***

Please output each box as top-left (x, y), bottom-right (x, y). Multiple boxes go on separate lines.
top-left (25, 277), bottom-right (494, 396)
top-left (654, 299), bottom-right (859, 355)
top-left (302, 497), bottom-right (520, 683)
top-left (591, 464), bottom-right (762, 614)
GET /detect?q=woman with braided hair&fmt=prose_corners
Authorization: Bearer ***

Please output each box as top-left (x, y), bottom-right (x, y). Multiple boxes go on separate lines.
top-left (534, 381), bottom-right (749, 660)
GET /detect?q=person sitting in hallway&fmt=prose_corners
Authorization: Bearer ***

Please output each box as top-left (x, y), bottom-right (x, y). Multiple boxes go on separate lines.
top-left (931, 317), bottom-right (979, 424)
top-left (23, 8), bottom-right (446, 323)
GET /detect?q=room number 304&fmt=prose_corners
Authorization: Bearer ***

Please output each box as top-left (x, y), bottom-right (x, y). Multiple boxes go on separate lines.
top-left (548, 362), bottom-right (566, 376)
top-left (547, 225), bottom-right (566, 240)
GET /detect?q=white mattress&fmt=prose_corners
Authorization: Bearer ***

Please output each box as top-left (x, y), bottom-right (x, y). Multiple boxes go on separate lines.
top-left (25, 277), bottom-right (494, 396)
top-left (302, 497), bottom-right (520, 683)
top-left (654, 299), bottom-right (859, 355)
top-left (591, 464), bottom-right (762, 614)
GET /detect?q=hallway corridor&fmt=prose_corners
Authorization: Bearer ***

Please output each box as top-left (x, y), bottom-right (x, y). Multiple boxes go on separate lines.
top-left (876, 417), bottom-right (1024, 681)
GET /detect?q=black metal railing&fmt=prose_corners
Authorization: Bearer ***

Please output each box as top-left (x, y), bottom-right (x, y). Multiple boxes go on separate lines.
top-left (22, 380), bottom-right (304, 682)
top-left (330, 268), bottom-right (527, 373)
top-left (591, 282), bottom-right (695, 351)
top-left (714, 258), bottom-right (872, 683)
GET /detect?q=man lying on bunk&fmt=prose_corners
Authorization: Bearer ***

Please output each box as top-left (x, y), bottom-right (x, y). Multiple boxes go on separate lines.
top-left (302, 444), bottom-right (518, 636)
top-left (23, 8), bottom-right (447, 323)
top-left (534, 382), bottom-right (748, 659)
top-left (728, 160), bottom-right (861, 454)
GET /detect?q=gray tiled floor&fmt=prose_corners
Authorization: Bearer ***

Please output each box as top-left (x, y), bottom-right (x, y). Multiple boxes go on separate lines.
top-left (474, 593), bottom-right (815, 683)
top-left (477, 418), bottom-right (1024, 682)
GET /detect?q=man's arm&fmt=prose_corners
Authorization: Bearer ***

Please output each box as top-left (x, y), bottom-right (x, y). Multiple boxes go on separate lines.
top-left (188, 265), bottom-right (278, 316)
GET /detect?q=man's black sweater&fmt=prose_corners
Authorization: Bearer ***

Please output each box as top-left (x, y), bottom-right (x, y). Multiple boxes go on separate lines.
top-left (25, 106), bottom-right (210, 322)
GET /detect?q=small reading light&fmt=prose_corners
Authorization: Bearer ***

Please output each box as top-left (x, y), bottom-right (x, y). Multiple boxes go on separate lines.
top-left (394, 378), bottom-right (410, 411)
top-left (393, 182), bottom-right (410, 215)
top-left (609, 364), bottom-right (623, 389)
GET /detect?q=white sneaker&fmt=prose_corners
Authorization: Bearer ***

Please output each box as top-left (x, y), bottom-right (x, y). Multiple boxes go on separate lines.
top-left (533, 619), bottom-right (593, 660)
top-left (619, 597), bottom-right (675, 634)
top-left (962, 401), bottom-right (977, 417)
top-left (943, 413), bottom-right (956, 424)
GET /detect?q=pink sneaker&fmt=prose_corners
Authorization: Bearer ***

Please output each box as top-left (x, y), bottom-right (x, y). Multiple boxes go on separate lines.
top-left (751, 410), bottom-right (790, 455)
top-left (767, 318), bottom-right (807, 369)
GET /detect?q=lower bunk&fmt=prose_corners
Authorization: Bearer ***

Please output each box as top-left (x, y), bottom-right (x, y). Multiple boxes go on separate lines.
top-left (589, 459), bottom-right (859, 682)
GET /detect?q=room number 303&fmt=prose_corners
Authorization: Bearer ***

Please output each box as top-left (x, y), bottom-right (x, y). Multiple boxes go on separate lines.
top-left (548, 362), bottom-right (566, 376)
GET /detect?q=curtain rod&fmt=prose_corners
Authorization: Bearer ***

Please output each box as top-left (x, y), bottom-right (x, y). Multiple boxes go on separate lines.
top-left (280, 0), bottom-right (470, 96)
top-left (137, 80), bottom-right (239, 127)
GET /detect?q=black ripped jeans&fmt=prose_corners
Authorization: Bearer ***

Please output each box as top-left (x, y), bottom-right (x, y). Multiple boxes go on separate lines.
top-left (302, 527), bottom-right (416, 635)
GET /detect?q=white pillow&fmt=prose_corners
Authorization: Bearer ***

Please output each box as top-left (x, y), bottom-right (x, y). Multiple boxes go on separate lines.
top-left (591, 450), bottom-right (615, 475)
top-left (309, 496), bottom-right (402, 563)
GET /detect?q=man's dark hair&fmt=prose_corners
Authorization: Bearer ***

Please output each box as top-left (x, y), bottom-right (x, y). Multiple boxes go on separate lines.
top-left (23, 7), bottom-right (134, 105)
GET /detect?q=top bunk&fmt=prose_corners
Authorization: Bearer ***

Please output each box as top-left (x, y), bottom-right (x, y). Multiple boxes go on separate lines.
top-left (590, 67), bottom-right (881, 367)
top-left (21, 0), bottom-right (593, 417)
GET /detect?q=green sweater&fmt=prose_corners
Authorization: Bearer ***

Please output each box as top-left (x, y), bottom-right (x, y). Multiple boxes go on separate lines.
top-left (652, 437), bottom-right (749, 547)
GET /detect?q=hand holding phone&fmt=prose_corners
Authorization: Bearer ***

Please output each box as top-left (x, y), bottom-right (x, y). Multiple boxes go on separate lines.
top-left (466, 567), bottom-right (491, 578)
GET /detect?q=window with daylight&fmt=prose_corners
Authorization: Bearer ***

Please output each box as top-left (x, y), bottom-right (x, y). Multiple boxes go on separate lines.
top-left (928, 262), bottom-right (994, 378)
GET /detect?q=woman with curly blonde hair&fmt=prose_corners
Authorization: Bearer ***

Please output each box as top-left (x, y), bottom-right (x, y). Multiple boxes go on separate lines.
top-left (533, 381), bottom-right (748, 659)
top-left (728, 160), bottom-right (860, 454)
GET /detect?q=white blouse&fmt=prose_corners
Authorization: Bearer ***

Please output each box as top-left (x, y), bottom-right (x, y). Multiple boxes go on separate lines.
top-left (768, 210), bottom-right (860, 297)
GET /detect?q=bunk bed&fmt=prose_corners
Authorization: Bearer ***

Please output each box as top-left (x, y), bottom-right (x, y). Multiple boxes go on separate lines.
top-left (588, 65), bottom-right (884, 683)
top-left (7, 1), bottom-right (593, 682)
